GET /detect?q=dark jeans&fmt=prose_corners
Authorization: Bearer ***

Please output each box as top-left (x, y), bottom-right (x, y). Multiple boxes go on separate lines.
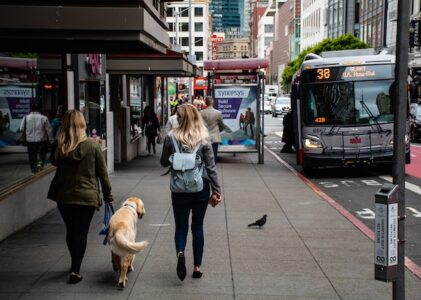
top-left (171, 179), bottom-right (210, 266)
top-left (146, 135), bottom-right (156, 154)
top-left (57, 204), bottom-right (96, 274)
top-left (212, 143), bottom-right (219, 163)
top-left (27, 141), bottom-right (48, 172)
top-left (244, 122), bottom-right (254, 137)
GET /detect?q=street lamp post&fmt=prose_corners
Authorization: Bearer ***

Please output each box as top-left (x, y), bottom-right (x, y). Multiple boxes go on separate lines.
top-left (393, 0), bottom-right (410, 299)
top-left (188, 0), bottom-right (193, 101)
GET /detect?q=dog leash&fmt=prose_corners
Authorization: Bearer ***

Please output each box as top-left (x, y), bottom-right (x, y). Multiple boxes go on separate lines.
top-left (99, 202), bottom-right (115, 245)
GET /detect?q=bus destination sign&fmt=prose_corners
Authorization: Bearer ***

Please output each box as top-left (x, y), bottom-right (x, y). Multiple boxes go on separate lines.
top-left (302, 64), bottom-right (394, 82)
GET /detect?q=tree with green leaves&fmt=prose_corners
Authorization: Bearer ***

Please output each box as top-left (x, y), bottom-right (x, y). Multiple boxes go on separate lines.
top-left (281, 34), bottom-right (370, 92)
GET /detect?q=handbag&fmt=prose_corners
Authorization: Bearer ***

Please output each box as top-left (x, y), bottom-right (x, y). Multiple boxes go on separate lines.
top-left (156, 131), bottom-right (163, 144)
top-left (17, 117), bottom-right (27, 146)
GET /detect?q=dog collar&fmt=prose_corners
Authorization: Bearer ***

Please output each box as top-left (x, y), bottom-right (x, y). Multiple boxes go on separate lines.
top-left (123, 203), bottom-right (142, 218)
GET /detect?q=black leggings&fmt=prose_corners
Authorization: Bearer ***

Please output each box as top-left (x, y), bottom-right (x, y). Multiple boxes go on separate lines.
top-left (57, 204), bottom-right (96, 274)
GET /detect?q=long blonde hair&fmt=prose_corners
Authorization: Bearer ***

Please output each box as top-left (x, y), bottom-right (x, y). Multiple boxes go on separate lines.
top-left (56, 110), bottom-right (88, 158)
top-left (173, 103), bottom-right (209, 150)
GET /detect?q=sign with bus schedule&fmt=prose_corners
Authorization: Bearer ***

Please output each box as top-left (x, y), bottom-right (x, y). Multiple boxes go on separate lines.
top-left (302, 64), bottom-right (394, 82)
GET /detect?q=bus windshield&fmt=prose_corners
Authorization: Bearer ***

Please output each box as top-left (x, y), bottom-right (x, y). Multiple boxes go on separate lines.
top-left (302, 80), bottom-right (394, 125)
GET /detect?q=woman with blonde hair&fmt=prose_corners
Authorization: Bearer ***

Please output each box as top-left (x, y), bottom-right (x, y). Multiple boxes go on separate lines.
top-left (48, 110), bottom-right (113, 284)
top-left (160, 104), bottom-right (222, 281)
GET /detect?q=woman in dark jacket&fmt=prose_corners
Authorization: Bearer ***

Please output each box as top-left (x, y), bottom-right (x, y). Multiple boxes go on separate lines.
top-left (48, 110), bottom-right (113, 284)
top-left (160, 103), bottom-right (222, 281)
top-left (141, 106), bottom-right (160, 154)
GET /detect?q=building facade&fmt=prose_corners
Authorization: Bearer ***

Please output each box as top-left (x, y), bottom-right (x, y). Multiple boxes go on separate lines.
top-left (300, 0), bottom-right (327, 50)
top-left (257, 2), bottom-right (275, 59)
top-left (327, 0), bottom-right (359, 39)
top-left (210, 0), bottom-right (241, 35)
top-left (359, 0), bottom-right (385, 50)
top-left (270, 0), bottom-right (301, 88)
top-left (0, 1), bottom-right (198, 241)
top-left (251, 2), bottom-right (269, 57)
top-left (216, 38), bottom-right (250, 59)
top-left (166, 0), bottom-right (209, 68)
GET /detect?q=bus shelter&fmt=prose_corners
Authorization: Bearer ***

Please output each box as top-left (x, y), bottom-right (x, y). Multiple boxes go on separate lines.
top-left (204, 58), bottom-right (268, 164)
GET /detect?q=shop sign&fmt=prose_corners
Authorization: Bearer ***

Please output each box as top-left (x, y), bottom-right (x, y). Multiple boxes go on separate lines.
top-left (211, 33), bottom-right (224, 60)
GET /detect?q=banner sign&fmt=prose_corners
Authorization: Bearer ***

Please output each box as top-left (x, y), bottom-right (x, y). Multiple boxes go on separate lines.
top-left (214, 85), bottom-right (257, 147)
top-left (0, 86), bottom-right (35, 147)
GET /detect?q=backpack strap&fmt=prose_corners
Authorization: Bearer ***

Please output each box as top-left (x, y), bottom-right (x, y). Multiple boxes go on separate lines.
top-left (192, 143), bottom-right (201, 155)
top-left (170, 134), bottom-right (181, 153)
top-left (171, 134), bottom-right (202, 155)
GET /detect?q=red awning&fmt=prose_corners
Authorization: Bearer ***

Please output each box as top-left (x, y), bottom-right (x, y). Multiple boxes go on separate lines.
top-left (203, 58), bottom-right (269, 71)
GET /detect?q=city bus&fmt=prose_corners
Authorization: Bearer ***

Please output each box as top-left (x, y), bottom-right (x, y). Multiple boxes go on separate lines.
top-left (291, 49), bottom-right (411, 175)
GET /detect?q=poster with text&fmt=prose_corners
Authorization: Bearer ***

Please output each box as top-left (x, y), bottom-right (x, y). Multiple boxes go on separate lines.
top-left (214, 85), bottom-right (257, 147)
top-left (0, 86), bottom-right (35, 148)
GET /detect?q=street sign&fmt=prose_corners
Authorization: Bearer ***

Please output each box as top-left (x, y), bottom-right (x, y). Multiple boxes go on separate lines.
top-left (375, 183), bottom-right (398, 282)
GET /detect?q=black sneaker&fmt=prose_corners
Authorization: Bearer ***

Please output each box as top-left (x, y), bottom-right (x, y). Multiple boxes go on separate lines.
top-left (176, 252), bottom-right (186, 281)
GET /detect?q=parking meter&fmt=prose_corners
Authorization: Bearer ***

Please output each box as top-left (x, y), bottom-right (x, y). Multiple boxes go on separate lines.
top-left (374, 183), bottom-right (398, 282)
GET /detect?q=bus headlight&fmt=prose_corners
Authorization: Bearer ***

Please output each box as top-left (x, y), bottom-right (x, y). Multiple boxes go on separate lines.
top-left (304, 137), bottom-right (322, 149)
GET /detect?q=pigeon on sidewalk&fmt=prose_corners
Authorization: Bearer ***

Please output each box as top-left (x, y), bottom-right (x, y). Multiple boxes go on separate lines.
top-left (248, 214), bottom-right (267, 228)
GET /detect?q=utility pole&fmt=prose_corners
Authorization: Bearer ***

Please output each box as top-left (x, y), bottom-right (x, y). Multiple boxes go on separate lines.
top-left (393, 0), bottom-right (410, 298)
top-left (188, 0), bottom-right (193, 102)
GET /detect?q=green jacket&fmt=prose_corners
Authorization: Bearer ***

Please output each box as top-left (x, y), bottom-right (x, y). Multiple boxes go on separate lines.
top-left (48, 139), bottom-right (112, 208)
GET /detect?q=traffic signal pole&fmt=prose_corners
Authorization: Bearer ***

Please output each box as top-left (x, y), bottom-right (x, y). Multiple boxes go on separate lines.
top-left (393, 0), bottom-right (410, 299)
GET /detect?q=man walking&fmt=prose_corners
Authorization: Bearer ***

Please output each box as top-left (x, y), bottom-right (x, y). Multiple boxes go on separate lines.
top-left (20, 102), bottom-right (53, 173)
top-left (200, 96), bottom-right (224, 162)
top-left (244, 107), bottom-right (255, 138)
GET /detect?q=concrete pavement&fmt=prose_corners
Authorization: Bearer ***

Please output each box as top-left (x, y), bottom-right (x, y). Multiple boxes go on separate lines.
top-left (1, 147), bottom-right (421, 299)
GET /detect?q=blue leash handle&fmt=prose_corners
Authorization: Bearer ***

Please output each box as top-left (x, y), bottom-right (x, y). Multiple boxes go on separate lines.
top-left (99, 202), bottom-right (115, 245)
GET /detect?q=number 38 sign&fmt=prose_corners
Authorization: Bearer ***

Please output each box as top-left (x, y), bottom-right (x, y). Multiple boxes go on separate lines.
top-left (374, 184), bottom-right (398, 282)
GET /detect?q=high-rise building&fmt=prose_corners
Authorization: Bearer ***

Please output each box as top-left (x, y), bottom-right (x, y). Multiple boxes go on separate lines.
top-left (210, 0), bottom-right (241, 35)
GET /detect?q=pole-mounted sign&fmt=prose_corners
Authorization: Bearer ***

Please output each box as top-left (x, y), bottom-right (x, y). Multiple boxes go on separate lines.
top-left (375, 183), bottom-right (398, 282)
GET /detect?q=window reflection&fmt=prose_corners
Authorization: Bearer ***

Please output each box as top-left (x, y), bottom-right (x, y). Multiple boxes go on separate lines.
top-left (0, 58), bottom-right (62, 193)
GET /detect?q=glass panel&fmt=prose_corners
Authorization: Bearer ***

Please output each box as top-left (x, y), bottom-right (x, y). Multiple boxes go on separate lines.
top-left (0, 56), bottom-right (63, 192)
top-left (302, 80), bottom-right (394, 125)
top-left (194, 7), bottom-right (203, 17)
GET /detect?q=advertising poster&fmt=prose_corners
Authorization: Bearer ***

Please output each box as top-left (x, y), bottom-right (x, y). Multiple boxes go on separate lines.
top-left (0, 86), bottom-right (35, 148)
top-left (214, 85), bottom-right (257, 147)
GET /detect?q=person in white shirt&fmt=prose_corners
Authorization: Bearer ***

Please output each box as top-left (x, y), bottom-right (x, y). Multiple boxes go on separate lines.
top-left (20, 102), bottom-right (53, 173)
top-left (165, 104), bottom-right (179, 134)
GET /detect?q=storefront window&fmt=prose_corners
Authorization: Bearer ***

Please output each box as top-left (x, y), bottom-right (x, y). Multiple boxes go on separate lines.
top-left (0, 57), bottom-right (62, 193)
top-left (129, 76), bottom-right (143, 139)
top-left (79, 81), bottom-right (106, 141)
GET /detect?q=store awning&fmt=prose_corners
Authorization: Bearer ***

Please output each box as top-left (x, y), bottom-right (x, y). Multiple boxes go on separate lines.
top-left (0, 2), bottom-right (169, 53)
top-left (107, 50), bottom-right (196, 77)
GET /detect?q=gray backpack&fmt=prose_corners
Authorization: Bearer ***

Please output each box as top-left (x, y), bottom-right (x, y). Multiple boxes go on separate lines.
top-left (169, 135), bottom-right (204, 193)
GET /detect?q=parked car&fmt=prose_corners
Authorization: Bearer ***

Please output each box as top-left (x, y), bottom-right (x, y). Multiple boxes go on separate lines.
top-left (272, 97), bottom-right (291, 117)
top-left (410, 103), bottom-right (421, 142)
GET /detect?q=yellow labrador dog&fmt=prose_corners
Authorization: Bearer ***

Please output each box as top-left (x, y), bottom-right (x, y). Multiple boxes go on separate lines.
top-left (108, 197), bottom-right (148, 289)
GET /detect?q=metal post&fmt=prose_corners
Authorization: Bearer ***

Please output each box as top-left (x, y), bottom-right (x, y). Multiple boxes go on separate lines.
top-left (393, 0), bottom-right (410, 299)
top-left (188, 0), bottom-right (193, 101)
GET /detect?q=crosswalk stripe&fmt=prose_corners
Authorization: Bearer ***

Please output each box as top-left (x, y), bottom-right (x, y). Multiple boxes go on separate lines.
top-left (379, 176), bottom-right (421, 195)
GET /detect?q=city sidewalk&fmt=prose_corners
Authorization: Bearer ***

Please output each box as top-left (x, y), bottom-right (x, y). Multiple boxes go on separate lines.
top-left (1, 148), bottom-right (421, 300)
